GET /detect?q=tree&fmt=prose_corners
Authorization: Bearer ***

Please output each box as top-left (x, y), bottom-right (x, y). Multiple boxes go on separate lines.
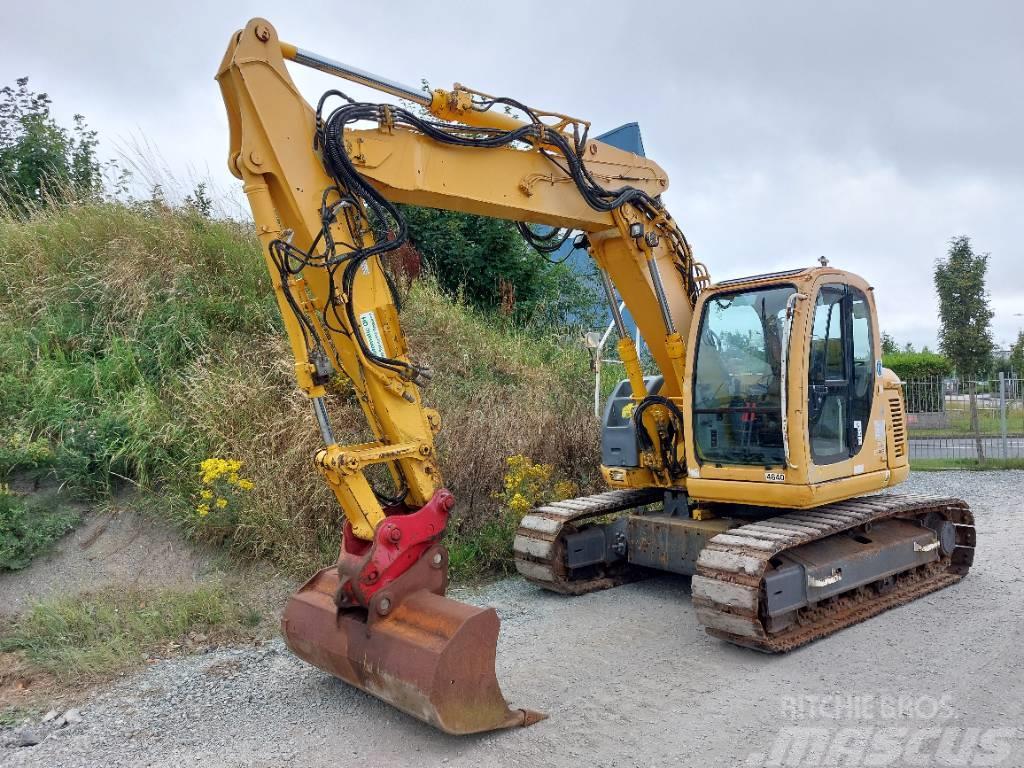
top-left (400, 204), bottom-right (600, 325)
top-left (1009, 330), bottom-right (1024, 377)
top-left (934, 235), bottom-right (994, 458)
top-left (935, 236), bottom-right (994, 377)
top-left (0, 77), bottom-right (103, 210)
top-left (880, 331), bottom-right (900, 355)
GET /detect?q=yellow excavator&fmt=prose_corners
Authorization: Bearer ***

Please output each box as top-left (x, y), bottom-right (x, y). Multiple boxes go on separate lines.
top-left (217, 19), bottom-right (975, 735)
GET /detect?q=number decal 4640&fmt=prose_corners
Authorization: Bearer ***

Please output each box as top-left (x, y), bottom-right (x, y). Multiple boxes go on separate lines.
top-left (765, 472), bottom-right (786, 482)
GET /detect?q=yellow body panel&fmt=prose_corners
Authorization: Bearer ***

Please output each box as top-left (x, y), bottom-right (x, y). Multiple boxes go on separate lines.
top-left (685, 467), bottom-right (906, 509)
top-left (346, 128), bottom-right (667, 231)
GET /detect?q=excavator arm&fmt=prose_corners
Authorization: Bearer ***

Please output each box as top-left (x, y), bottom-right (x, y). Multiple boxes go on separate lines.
top-left (217, 18), bottom-right (706, 733)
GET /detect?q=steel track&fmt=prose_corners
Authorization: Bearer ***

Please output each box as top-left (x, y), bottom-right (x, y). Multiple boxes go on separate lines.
top-left (513, 489), bottom-right (662, 594)
top-left (513, 491), bottom-right (975, 651)
top-left (691, 493), bottom-right (975, 651)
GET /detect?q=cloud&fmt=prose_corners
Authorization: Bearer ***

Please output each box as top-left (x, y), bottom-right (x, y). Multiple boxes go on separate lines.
top-left (4, 0), bottom-right (1021, 350)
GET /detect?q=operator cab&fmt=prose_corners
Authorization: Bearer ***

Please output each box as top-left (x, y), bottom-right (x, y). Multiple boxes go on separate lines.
top-left (688, 266), bottom-right (880, 469)
top-left (677, 265), bottom-right (906, 508)
top-left (591, 266), bottom-right (909, 507)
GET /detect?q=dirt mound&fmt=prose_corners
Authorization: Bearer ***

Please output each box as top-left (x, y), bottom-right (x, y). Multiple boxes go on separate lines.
top-left (0, 497), bottom-right (217, 620)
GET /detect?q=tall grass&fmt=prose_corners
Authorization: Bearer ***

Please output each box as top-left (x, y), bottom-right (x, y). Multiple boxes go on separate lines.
top-left (0, 199), bottom-right (601, 577)
top-left (0, 200), bottom-right (278, 496)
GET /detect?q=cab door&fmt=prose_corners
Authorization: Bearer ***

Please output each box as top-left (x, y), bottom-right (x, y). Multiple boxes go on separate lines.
top-left (807, 282), bottom-right (875, 469)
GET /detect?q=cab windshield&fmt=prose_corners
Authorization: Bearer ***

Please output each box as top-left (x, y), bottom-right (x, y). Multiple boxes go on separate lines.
top-left (692, 284), bottom-right (796, 466)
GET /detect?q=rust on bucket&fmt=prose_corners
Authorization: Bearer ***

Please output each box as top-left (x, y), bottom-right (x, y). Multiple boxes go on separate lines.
top-left (281, 561), bottom-right (545, 734)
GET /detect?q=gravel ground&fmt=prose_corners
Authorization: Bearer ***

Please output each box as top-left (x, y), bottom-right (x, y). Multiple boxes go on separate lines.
top-left (3, 472), bottom-right (1022, 768)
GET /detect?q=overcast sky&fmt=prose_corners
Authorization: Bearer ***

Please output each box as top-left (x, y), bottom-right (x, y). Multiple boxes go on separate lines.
top-left (5, 1), bottom-right (1022, 351)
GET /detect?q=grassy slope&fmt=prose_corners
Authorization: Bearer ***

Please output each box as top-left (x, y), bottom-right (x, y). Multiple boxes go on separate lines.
top-left (0, 200), bottom-right (599, 579)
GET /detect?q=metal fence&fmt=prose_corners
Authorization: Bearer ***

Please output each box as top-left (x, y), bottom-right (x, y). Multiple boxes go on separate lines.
top-left (904, 374), bottom-right (1024, 460)
top-left (909, 435), bottom-right (1024, 460)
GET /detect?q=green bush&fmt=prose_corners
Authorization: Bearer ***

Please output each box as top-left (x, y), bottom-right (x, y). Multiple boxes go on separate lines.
top-left (401, 204), bottom-right (602, 326)
top-left (0, 488), bottom-right (80, 570)
top-left (0, 77), bottom-right (108, 211)
top-left (880, 354), bottom-right (950, 415)
top-left (0, 429), bottom-right (55, 478)
top-left (883, 351), bottom-right (953, 413)
top-left (882, 350), bottom-right (953, 381)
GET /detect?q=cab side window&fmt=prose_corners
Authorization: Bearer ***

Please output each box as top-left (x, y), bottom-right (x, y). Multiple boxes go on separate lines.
top-left (808, 286), bottom-right (848, 462)
top-left (849, 287), bottom-right (874, 443)
top-left (807, 284), bottom-right (874, 464)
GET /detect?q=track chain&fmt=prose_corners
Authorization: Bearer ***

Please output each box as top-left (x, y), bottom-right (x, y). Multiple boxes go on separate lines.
top-left (513, 488), bottom-right (661, 594)
top-left (690, 493), bottom-right (975, 652)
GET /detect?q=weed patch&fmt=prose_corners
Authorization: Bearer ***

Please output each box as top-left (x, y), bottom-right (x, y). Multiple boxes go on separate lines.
top-left (0, 488), bottom-right (80, 571)
top-left (0, 585), bottom-right (263, 682)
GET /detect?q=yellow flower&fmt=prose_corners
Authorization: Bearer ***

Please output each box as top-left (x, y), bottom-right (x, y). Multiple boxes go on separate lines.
top-left (196, 503), bottom-right (210, 516)
top-left (498, 453), bottom-right (576, 513)
top-left (215, 498), bottom-right (228, 509)
top-left (553, 480), bottom-right (578, 500)
top-left (236, 478), bottom-right (254, 491)
top-left (509, 493), bottom-right (530, 515)
top-left (200, 458), bottom-right (222, 481)
top-left (200, 489), bottom-right (213, 500)
top-left (200, 457), bottom-right (244, 485)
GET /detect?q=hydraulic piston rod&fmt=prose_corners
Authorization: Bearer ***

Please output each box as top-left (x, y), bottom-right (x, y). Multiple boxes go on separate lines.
top-left (280, 41), bottom-right (431, 106)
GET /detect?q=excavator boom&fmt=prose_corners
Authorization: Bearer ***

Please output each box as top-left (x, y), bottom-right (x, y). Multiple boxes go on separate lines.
top-left (216, 17), bottom-right (701, 733)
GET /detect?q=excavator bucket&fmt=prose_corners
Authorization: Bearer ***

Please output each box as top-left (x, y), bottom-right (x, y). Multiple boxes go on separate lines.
top-left (281, 563), bottom-right (544, 735)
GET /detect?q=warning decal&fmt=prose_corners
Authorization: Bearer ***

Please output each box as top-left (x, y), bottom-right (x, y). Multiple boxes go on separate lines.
top-left (359, 311), bottom-right (386, 358)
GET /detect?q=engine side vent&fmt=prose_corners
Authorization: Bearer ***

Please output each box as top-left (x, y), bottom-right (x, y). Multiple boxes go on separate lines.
top-left (888, 396), bottom-right (906, 458)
